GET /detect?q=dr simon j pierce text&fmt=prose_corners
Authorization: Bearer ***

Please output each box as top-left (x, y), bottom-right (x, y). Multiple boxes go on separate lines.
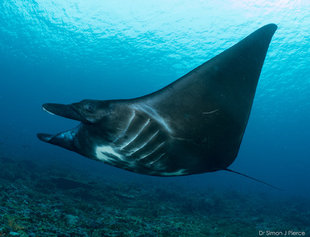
top-left (259, 230), bottom-right (306, 236)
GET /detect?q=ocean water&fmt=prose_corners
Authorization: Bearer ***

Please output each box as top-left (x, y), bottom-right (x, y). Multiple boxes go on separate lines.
top-left (0, 0), bottom-right (310, 236)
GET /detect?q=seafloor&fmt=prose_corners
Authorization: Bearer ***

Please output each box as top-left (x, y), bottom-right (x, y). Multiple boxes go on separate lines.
top-left (0, 156), bottom-right (309, 237)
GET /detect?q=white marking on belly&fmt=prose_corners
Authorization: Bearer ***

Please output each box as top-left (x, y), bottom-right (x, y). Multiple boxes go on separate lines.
top-left (133, 104), bottom-right (172, 133)
top-left (120, 118), bottom-right (150, 150)
top-left (148, 153), bottom-right (165, 165)
top-left (160, 169), bottom-right (187, 176)
top-left (95, 145), bottom-right (123, 162)
top-left (43, 106), bottom-right (56, 115)
top-left (128, 130), bottom-right (159, 156)
top-left (202, 109), bottom-right (219, 115)
top-left (138, 141), bottom-right (165, 160)
top-left (113, 110), bottom-right (135, 142)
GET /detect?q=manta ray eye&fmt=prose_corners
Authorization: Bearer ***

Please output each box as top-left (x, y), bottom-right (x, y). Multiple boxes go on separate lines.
top-left (84, 103), bottom-right (95, 113)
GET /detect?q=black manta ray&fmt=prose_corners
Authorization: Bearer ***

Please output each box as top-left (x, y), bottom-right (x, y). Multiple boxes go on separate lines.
top-left (38, 24), bottom-right (277, 187)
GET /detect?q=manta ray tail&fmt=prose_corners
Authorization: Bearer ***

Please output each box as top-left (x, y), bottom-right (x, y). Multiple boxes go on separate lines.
top-left (224, 168), bottom-right (281, 190)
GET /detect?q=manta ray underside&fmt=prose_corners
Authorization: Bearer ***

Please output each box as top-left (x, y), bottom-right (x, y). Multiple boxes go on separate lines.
top-left (38, 24), bottom-right (278, 188)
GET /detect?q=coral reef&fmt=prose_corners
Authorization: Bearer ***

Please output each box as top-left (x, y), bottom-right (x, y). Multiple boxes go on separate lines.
top-left (0, 156), bottom-right (309, 236)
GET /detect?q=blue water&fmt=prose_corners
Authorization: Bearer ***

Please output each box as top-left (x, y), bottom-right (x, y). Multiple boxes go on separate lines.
top-left (0, 0), bottom-right (310, 199)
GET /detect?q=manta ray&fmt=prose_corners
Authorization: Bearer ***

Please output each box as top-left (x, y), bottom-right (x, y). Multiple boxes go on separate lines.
top-left (38, 24), bottom-right (277, 187)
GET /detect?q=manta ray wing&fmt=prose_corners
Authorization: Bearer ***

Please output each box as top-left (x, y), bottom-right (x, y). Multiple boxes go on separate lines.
top-left (128, 24), bottom-right (278, 173)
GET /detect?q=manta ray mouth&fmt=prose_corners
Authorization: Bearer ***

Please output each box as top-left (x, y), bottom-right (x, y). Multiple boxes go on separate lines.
top-left (39, 103), bottom-right (82, 150)
top-left (42, 103), bottom-right (87, 122)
